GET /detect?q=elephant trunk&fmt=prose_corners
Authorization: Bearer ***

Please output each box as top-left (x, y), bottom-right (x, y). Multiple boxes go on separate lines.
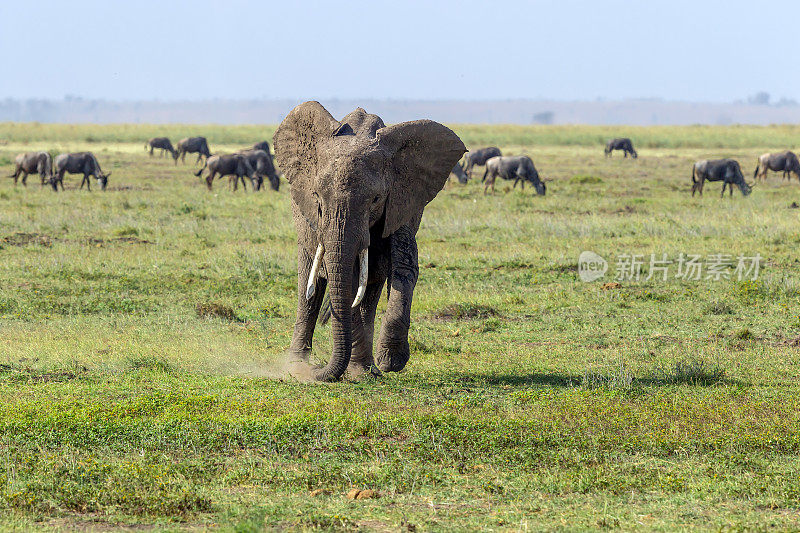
top-left (315, 241), bottom-right (357, 381)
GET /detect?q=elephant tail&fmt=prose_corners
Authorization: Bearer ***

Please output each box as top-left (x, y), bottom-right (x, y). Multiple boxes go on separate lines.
top-left (318, 290), bottom-right (332, 325)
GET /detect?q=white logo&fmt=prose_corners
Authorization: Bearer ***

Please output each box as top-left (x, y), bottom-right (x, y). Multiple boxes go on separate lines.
top-left (579, 251), bottom-right (607, 282)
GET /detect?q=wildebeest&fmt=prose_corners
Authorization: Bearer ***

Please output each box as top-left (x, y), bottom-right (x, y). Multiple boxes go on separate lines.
top-left (10, 152), bottom-right (52, 186)
top-left (238, 149), bottom-right (280, 191)
top-left (195, 154), bottom-right (256, 191)
top-left (691, 159), bottom-right (751, 197)
top-left (605, 138), bottom-right (638, 158)
top-left (753, 151), bottom-right (800, 182)
top-left (252, 141), bottom-right (271, 153)
top-left (463, 147), bottom-right (502, 178)
top-left (52, 152), bottom-right (110, 191)
top-left (450, 162), bottom-right (469, 184)
top-left (176, 137), bottom-right (211, 164)
top-left (145, 137), bottom-right (177, 161)
top-left (482, 156), bottom-right (546, 195)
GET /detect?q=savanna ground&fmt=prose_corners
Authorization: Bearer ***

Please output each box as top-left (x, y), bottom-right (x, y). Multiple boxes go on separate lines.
top-left (1, 123), bottom-right (800, 531)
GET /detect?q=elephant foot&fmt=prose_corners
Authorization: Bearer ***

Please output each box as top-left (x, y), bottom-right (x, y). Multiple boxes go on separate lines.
top-left (345, 356), bottom-right (381, 380)
top-left (376, 338), bottom-right (410, 373)
top-left (285, 359), bottom-right (344, 382)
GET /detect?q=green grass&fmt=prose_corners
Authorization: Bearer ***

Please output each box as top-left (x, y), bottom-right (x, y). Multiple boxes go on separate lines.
top-left (2, 125), bottom-right (800, 530)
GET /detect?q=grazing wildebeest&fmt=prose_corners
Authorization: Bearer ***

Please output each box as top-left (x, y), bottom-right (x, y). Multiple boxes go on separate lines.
top-left (691, 159), bottom-right (751, 197)
top-left (145, 137), bottom-right (177, 160)
top-left (252, 141), bottom-right (271, 153)
top-left (10, 152), bottom-right (52, 186)
top-left (176, 137), bottom-right (211, 164)
top-left (753, 151), bottom-right (800, 182)
top-left (52, 152), bottom-right (110, 191)
top-left (463, 147), bottom-right (502, 178)
top-left (482, 156), bottom-right (546, 195)
top-left (238, 149), bottom-right (280, 191)
top-left (195, 154), bottom-right (256, 191)
top-left (605, 138), bottom-right (638, 158)
top-left (450, 162), bottom-right (469, 184)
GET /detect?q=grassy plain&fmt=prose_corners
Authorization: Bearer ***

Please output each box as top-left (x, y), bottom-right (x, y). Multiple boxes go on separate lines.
top-left (1, 123), bottom-right (800, 531)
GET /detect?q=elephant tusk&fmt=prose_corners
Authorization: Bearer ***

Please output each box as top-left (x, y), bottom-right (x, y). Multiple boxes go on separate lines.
top-left (352, 249), bottom-right (368, 308)
top-left (305, 244), bottom-right (324, 300)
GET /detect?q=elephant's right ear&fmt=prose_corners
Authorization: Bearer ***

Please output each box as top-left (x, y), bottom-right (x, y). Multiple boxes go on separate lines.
top-left (273, 101), bottom-right (339, 218)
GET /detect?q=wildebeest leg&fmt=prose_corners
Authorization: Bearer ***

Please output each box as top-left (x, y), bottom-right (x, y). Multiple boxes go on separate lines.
top-left (206, 171), bottom-right (216, 191)
top-left (720, 182), bottom-right (726, 198)
top-left (20, 171), bottom-right (28, 187)
top-left (181, 151), bottom-right (186, 163)
top-left (85, 174), bottom-right (92, 191)
top-left (484, 172), bottom-right (494, 195)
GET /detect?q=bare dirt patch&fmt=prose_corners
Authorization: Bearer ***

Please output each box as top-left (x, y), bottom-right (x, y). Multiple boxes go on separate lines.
top-left (432, 303), bottom-right (500, 321)
top-left (195, 302), bottom-right (239, 321)
top-left (1, 232), bottom-right (52, 247)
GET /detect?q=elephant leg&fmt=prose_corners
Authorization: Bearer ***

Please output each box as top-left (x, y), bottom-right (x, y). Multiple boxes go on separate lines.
top-left (347, 281), bottom-right (385, 377)
top-left (288, 248), bottom-right (328, 364)
top-left (376, 227), bottom-right (418, 373)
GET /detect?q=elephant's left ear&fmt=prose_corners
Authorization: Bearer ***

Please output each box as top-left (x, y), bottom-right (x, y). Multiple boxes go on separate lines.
top-left (377, 120), bottom-right (466, 237)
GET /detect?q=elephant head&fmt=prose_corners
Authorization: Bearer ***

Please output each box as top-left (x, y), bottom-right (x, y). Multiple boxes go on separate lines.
top-left (274, 101), bottom-right (465, 381)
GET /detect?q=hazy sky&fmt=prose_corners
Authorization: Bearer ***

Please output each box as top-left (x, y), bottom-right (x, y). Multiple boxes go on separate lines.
top-left (1, 0), bottom-right (797, 102)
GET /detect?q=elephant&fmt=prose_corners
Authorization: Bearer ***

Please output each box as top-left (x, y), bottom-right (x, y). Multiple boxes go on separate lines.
top-left (691, 159), bottom-right (752, 197)
top-left (274, 101), bottom-right (466, 382)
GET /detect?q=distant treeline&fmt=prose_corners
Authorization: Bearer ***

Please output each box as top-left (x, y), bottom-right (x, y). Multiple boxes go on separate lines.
top-left (4, 97), bottom-right (800, 126)
top-left (3, 122), bottom-right (800, 149)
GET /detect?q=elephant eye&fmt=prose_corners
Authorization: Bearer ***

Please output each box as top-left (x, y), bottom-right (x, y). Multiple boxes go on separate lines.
top-left (372, 195), bottom-right (380, 204)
